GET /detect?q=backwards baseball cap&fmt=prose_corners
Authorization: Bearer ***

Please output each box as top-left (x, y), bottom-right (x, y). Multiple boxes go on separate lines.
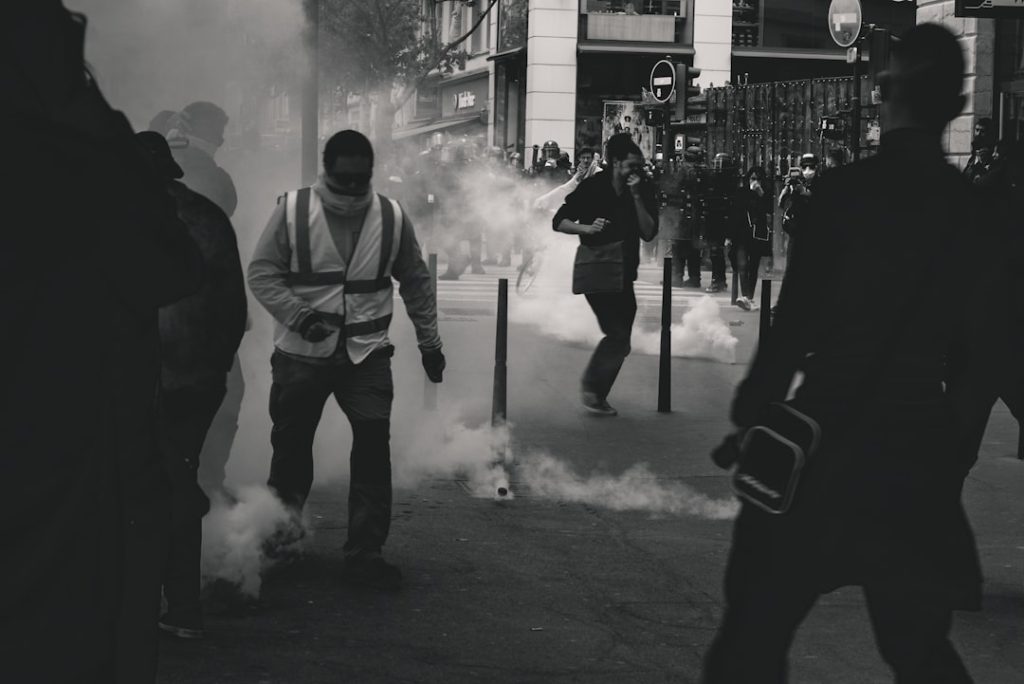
top-left (135, 131), bottom-right (184, 180)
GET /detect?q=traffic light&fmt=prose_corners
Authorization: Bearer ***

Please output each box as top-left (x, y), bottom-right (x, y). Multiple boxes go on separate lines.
top-left (868, 27), bottom-right (894, 78)
top-left (676, 64), bottom-right (707, 152)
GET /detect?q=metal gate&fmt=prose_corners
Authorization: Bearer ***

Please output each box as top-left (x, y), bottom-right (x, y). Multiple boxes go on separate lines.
top-left (705, 74), bottom-right (878, 177)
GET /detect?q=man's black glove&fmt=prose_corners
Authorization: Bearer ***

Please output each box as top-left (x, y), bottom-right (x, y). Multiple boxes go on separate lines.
top-left (298, 313), bottom-right (336, 343)
top-left (422, 348), bottom-right (446, 383)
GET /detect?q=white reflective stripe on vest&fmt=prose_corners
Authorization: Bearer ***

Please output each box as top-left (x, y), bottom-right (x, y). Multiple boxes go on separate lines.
top-left (273, 191), bottom-right (402, 362)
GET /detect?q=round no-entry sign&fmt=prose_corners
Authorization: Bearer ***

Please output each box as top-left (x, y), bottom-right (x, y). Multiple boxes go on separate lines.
top-left (828, 0), bottom-right (863, 48)
top-left (650, 59), bottom-right (675, 104)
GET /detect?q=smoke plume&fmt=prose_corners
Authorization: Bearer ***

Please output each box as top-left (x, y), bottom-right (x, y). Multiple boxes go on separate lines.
top-left (518, 453), bottom-right (738, 520)
top-left (201, 486), bottom-right (295, 597)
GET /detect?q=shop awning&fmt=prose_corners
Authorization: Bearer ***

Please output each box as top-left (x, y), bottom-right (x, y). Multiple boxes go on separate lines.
top-left (488, 47), bottom-right (526, 62)
top-left (578, 41), bottom-right (694, 56)
top-left (732, 47), bottom-right (849, 61)
top-left (392, 114), bottom-right (483, 141)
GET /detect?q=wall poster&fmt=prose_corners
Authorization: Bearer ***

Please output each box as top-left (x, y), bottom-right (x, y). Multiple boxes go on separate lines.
top-left (602, 100), bottom-right (654, 161)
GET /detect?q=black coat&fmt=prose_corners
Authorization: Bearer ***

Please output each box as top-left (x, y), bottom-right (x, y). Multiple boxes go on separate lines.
top-left (159, 181), bottom-right (247, 390)
top-left (731, 129), bottom-right (983, 609)
top-left (0, 11), bottom-right (204, 681)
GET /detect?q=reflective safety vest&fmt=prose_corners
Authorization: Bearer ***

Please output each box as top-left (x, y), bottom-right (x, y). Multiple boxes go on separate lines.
top-left (274, 188), bottom-right (402, 363)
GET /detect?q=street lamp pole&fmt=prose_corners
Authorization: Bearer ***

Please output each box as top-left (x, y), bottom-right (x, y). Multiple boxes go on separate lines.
top-left (302, 0), bottom-right (320, 186)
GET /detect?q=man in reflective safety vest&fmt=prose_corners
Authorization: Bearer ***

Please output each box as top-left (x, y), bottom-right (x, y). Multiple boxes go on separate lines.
top-left (249, 130), bottom-right (445, 590)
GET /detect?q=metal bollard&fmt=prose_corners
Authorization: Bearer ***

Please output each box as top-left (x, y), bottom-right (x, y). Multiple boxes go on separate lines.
top-left (658, 257), bottom-right (672, 413)
top-left (424, 253), bottom-right (438, 411)
top-left (492, 278), bottom-right (508, 427)
top-left (731, 269), bottom-right (739, 306)
top-left (758, 279), bottom-right (772, 346)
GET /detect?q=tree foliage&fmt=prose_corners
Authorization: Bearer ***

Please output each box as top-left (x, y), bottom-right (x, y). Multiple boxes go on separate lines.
top-left (321, 0), bottom-right (497, 109)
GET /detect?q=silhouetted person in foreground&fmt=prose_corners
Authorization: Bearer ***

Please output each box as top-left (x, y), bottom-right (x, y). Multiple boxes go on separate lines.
top-left (0, 4), bottom-right (203, 682)
top-left (137, 132), bottom-right (247, 641)
top-left (704, 24), bottom-right (982, 683)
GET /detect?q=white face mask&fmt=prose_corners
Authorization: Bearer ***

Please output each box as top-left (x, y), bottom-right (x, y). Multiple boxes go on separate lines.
top-left (802, 167), bottom-right (817, 181)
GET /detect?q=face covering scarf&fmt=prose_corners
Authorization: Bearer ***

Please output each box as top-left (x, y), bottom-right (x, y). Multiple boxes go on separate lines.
top-left (313, 172), bottom-right (374, 216)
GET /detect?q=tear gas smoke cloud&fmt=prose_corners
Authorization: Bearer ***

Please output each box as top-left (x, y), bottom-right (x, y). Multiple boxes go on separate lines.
top-left (67, 0), bottom-right (307, 131)
top-left (202, 486), bottom-right (294, 597)
top-left (509, 235), bottom-right (738, 363)
top-left (519, 453), bottom-right (739, 520)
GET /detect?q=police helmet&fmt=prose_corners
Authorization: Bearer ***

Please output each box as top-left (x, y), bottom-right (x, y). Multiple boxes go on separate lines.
top-left (799, 153), bottom-right (819, 168)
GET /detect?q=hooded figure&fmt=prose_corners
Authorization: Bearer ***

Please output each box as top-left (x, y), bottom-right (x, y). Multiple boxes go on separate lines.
top-left (1, 5), bottom-right (203, 682)
top-left (169, 100), bottom-right (238, 217)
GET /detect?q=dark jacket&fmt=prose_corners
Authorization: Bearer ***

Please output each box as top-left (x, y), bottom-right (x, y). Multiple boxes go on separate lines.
top-left (731, 129), bottom-right (983, 609)
top-left (160, 181), bottom-right (247, 389)
top-left (552, 171), bottom-right (659, 282)
top-left (1, 14), bottom-right (204, 681)
top-left (174, 145), bottom-right (238, 218)
top-left (729, 185), bottom-right (771, 247)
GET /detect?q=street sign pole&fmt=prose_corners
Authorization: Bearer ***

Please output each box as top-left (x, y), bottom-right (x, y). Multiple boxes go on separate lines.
top-left (650, 58), bottom-right (677, 162)
top-left (852, 44), bottom-right (862, 162)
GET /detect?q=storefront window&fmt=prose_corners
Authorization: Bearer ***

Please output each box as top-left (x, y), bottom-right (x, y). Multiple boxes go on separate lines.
top-left (583, 1), bottom-right (682, 15)
top-left (498, 0), bottom-right (528, 52)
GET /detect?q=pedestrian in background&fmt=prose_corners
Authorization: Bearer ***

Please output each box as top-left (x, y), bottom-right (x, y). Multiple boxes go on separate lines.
top-left (705, 23), bottom-right (982, 682)
top-left (778, 152), bottom-right (817, 268)
top-left (704, 153), bottom-right (739, 293)
top-left (2, 5), bottom-right (204, 681)
top-left (673, 146), bottom-right (707, 288)
top-left (136, 131), bottom-right (247, 641)
top-left (553, 133), bottom-right (658, 416)
top-left (248, 130), bottom-right (445, 590)
top-left (729, 166), bottom-right (771, 311)
top-left (161, 100), bottom-right (247, 501)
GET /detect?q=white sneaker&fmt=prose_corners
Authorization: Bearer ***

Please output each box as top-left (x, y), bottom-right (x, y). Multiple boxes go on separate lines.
top-left (736, 296), bottom-right (751, 311)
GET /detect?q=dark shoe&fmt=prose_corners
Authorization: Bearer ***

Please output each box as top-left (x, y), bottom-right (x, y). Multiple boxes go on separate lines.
top-left (581, 391), bottom-right (618, 417)
top-left (678, 279), bottom-right (702, 289)
top-left (704, 281), bottom-right (727, 293)
top-left (342, 555), bottom-right (402, 591)
top-left (159, 612), bottom-right (204, 640)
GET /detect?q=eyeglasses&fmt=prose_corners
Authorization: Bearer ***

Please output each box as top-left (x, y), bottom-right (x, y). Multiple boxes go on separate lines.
top-left (328, 172), bottom-right (371, 186)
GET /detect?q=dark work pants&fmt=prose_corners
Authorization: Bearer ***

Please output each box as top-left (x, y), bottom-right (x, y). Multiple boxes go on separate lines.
top-left (708, 239), bottom-right (727, 284)
top-left (729, 241), bottom-right (762, 299)
top-left (157, 382), bottom-right (227, 619)
top-left (703, 508), bottom-right (973, 684)
top-left (672, 239), bottom-right (703, 284)
top-left (582, 286), bottom-right (637, 399)
top-left (198, 355), bottom-right (244, 495)
top-left (267, 350), bottom-right (394, 559)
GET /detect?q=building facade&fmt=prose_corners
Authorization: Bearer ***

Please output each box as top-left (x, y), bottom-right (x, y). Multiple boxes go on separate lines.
top-left (392, 0), bottom-right (1021, 169)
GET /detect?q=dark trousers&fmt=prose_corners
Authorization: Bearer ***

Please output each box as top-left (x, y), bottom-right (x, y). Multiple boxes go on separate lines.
top-left (729, 242), bottom-right (763, 299)
top-left (672, 238), bottom-right (703, 284)
top-left (157, 382), bottom-right (227, 618)
top-left (582, 286), bottom-right (637, 399)
top-left (703, 509), bottom-right (972, 684)
top-left (708, 238), bottom-right (727, 284)
top-left (198, 355), bottom-right (244, 495)
top-left (267, 350), bottom-right (394, 559)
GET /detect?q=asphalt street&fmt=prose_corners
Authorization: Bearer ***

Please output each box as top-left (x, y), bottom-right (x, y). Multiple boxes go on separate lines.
top-left (157, 264), bottom-right (1024, 683)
